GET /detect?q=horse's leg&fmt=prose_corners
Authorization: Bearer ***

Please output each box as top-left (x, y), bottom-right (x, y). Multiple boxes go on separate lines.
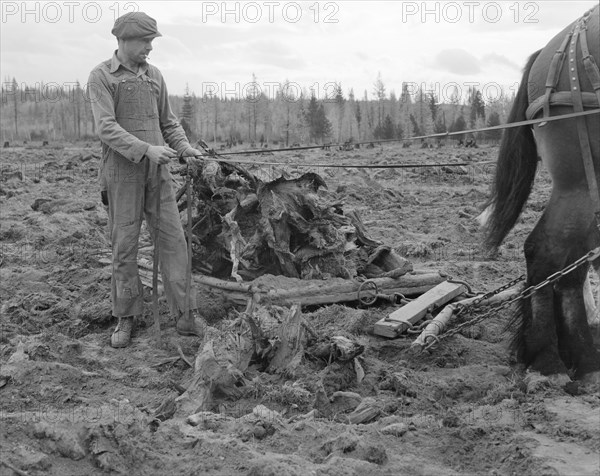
top-left (550, 194), bottom-right (600, 379)
top-left (523, 189), bottom-right (595, 374)
top-left (555, 266), bottom-right (599, 378)
top-left (578, 254), bottom-right (600, 384)
top-left (522, 212), bottom-right (568, 376)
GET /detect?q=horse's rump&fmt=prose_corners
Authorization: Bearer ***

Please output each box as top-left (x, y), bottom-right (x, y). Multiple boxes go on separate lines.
top-left (526, 5), bottom-right (600, 120)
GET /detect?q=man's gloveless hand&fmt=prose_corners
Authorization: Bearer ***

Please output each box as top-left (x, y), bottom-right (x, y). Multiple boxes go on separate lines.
top-left (145, 145), bottom-right (178, 165)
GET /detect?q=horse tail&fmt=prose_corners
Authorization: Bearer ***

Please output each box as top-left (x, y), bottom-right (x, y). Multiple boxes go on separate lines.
top-left (484, 50), bottom-right (542, 250)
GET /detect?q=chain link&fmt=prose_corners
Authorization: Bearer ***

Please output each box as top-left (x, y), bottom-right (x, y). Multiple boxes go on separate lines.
top-left (423, 246), bottom-right (600, 350)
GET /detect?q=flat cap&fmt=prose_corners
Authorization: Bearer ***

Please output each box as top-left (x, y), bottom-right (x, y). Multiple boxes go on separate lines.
top-left (111, 12), bottom-right (162, 40)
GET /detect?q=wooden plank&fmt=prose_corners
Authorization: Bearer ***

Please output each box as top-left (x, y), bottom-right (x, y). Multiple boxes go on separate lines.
top-left (374, 281), bottom-right (466, 338)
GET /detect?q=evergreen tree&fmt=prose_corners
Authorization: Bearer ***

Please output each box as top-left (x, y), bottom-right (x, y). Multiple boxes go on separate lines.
top-left (428, 92), bottom-right (439, 122)
top-left (305, 94), bottom-right (319, 142)
top-left (412, 87), bottom-right (434, 136)
top-left (374, 114), bottom-right (396, 140)
top-left (305, 94), bottom-right (331, 143)
top-left (11, 77), bottom-right (18, 137)
top-left (409, 114), bottom-right (422, 137)
top-left (448, 85), bottom-right (461, 126)
top-left (347, 88), bottom-right (356, 140)
top-left (399, 82), bottom-right (413, 139)
top-left (449, 114), bottom-right (467, 140)
top-left (485, 111), bottom-right (502, 143)
top-left (468, 87), bottom-right (485, 128)
top-left (333, 83), bottom-right (345, 142)
top-left (434, 110), bottom-right (447, 134)
top-left (354, 97), bottom-right (362, 141)
top-left (317, 103), bottom-right (332, 141)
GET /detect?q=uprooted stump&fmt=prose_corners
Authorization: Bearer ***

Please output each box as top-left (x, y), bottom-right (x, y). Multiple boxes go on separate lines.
top-left (180, 159), bottom-right (411, 283)
top-left (166, 301), bottom-right (367, 419)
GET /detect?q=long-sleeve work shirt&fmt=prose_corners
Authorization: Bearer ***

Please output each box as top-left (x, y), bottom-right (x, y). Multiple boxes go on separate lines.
top-left (87, 52), bottom-right (192, 164)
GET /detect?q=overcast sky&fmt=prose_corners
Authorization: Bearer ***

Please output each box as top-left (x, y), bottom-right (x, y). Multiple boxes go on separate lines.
top-left (1, 1), bottom-right (597, 104)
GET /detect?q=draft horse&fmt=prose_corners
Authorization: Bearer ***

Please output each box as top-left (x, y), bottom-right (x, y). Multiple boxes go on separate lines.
top-left (485, 5), bottom-right (600, 381)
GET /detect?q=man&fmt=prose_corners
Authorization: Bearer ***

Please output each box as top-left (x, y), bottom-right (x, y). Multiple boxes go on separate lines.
top-left (88, 12), bottom-right (205, 348)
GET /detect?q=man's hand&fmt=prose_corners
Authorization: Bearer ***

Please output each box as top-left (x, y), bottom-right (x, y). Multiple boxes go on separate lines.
top-left (145, 145), bottom-right (178, 165)
top-left (179, 147), bottom-right (205, 165)
top-left (181, 147), bottom-right (203, 158)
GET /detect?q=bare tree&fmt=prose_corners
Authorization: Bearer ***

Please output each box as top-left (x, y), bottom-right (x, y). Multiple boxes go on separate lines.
top-left (372, 72), bottom-right (386, 130)
top-left (11, 78), bottom-right (19, 138)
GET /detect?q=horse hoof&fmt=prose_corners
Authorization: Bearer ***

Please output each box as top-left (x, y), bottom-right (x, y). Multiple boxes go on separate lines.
top-left (524, 370), bottom-right (571, 393)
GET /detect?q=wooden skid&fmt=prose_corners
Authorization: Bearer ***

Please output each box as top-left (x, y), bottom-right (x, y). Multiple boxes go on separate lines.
top-left (374, 281), bottom-right (466, 338)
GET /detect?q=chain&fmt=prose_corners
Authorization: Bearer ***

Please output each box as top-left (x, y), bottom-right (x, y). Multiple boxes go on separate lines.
top-left (423, 246), bottom-right (600, 350)
top-left (453, 274), bottom-right (526, 318)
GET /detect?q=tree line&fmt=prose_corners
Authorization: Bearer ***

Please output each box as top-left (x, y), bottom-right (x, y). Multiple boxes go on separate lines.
top-left (1, 73), bottom-right (514, 146)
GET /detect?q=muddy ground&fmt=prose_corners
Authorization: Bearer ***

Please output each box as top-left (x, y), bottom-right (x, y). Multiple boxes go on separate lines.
top-left (0, 141), bottom-right (599, 476)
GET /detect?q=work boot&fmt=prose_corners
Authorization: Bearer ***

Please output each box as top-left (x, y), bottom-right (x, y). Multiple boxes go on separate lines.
top-left (111, 316), bottom-right (134, 348)
top-left (176, 310), bottom-right (206, 338)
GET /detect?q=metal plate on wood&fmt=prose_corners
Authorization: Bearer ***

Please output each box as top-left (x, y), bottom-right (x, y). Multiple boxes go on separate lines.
top-left (374, 281), bottom-right (466, 338)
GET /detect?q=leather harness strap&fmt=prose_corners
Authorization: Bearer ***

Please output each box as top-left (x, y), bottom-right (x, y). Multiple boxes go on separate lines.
top-left (579, 11), bottom-right (600, 109)
top-left (526, 92), bottom-right (599, 119)
top-left (569, 21), bottom-right (600, 226)
top-left (527, 7), bottom-right (600, 228)
top-left (540, 32), bottom-right (573, 122)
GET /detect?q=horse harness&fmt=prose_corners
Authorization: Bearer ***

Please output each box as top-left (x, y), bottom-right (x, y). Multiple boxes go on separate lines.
top-left (526, 6), bottom-right (600, 227)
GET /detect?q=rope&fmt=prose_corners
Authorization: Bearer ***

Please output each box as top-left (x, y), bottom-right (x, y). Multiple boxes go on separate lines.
top-left (213, 108), bottom-right (600, 158)
top-left (200, 158), bottom-right (472, 169)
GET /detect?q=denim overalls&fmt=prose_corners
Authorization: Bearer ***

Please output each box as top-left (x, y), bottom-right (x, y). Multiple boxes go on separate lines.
top-left (102, 73), bottom-right (196, 318)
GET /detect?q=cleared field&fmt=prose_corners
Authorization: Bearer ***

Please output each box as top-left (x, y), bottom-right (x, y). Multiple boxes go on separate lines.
top-left (1, 142), bottom-right (598, 476)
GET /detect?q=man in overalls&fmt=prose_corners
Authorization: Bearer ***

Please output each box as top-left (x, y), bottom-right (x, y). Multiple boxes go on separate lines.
top-left (88, 12), bottom-right (204, 348)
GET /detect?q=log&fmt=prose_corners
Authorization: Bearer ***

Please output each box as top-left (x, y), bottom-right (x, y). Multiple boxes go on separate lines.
top-left (203, 272), bottom-right (445, 307)
top-left (117, 254), bottom-right (445, 309)
top-left (135, 261), bottom-right (444, 308)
